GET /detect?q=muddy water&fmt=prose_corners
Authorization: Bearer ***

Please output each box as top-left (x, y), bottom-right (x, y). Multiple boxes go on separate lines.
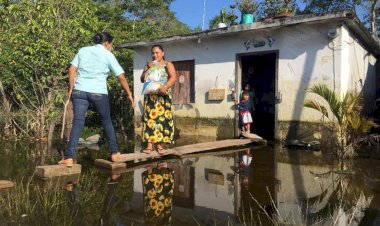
top-left (0, 139), bottom-right (379, 225)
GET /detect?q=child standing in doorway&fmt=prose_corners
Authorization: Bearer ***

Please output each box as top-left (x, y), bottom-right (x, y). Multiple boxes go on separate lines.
top-left (240, 83), bottom-right (255, 115)
top-left (239, 91), bottom-right (253, 134)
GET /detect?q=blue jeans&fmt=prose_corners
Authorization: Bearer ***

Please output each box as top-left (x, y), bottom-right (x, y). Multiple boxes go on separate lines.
top-left (64, 90), bottom-right (118, 159)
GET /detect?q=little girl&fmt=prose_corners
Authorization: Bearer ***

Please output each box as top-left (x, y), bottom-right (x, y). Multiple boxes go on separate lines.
top-left (239, 91), bottom-right (253, 134)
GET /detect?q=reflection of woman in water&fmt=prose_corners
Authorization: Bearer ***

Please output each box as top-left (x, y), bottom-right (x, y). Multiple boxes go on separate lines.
top-left (142, 162), bottom-right (174, 225)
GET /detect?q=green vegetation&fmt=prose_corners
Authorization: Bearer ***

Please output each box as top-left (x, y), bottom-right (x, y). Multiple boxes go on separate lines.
top-left (0, 143), bottom-right (134, 225)
top-left (237, 0), bottom-right (259, 14)
top-left (0, 0), bottom-right (191, 142)
top-left (209, 6), bottom-right (238, 29)
top-left (304, 84), bottom-right (376, 158)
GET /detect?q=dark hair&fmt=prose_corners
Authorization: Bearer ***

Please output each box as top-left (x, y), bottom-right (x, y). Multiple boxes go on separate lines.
top-left (151, 44), bottom-right (164, 52)
top-left (151, 44), bottom-right (165, 60)
top-left (243, 91), bottom-right (250, 96)
top-left (93, 32), bottom-right (113, 44)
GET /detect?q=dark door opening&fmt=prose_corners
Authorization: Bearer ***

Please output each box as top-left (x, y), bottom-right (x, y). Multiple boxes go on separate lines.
top-left (240, 53), bottom-right (277, 141)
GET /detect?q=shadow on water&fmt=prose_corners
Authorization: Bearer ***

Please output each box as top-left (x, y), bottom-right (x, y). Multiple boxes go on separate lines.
top-left (0, 138), bottom-right (380, 225)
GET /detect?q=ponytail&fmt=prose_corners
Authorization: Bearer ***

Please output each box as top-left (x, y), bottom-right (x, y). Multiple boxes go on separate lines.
top-left (93, 32), bottom-right (113, 44)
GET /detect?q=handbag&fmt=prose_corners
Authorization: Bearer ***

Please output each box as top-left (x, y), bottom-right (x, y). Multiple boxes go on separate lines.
top-left (141, 65), bottom-right (162, 95)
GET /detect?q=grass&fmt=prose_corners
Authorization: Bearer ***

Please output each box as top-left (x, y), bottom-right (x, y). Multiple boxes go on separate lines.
top-left (0, 177), bottom-right (74, 225)
top-left (0, 163), bottom-right (134, 226)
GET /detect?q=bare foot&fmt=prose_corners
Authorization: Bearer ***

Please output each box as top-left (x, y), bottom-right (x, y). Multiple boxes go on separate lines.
top-left (111, 152), bottom-right (121, 162)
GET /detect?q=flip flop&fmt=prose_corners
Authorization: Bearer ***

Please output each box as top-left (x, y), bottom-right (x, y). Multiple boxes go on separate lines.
top-left (142, 148), bottom-right (152, 154)
top-left (156, 144), bottom-right (165, 155)
top-left (157, 162), bottom-right (167, 169)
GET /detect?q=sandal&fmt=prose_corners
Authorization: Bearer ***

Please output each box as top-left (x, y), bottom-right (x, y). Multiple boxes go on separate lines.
top-left (142, 148), bottom-right (152, 154)
top-left (146, 164), bottom-right (153, 173)
top-left (157, 162), bottom-right (167, 169)
top-left (156, 144), bottom-right (165, 155)
top-left (58, 158), bottom-right (73, 167)
top-left (143, 143), bottom-right (153, 154)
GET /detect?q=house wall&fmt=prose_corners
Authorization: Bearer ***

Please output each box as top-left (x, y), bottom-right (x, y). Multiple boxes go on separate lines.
top-left (132, 21), bottom-right (377, 139)
top-left (344, 25), bottom-right (377, 113)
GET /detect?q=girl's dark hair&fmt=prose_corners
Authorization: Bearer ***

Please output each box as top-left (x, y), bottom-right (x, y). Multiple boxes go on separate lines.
top-left (93, 32), bottom-right (113, 44)
top-left (151, 44), bottom-right (164, 52)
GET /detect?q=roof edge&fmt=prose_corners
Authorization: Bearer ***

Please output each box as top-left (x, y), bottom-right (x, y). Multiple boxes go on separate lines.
top-left (118, 10), bottom-right (380, 56)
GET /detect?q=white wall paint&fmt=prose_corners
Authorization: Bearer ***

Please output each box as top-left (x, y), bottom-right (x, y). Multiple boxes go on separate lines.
top-left (339, 25), bottom-right (351, 98)
top-left (346, 25), bottom-right (377, 113)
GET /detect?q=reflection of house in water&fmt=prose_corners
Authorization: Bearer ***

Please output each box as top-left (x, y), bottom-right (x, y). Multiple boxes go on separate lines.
top-left (130, 154), bottom-right (238, 224)
top-left (123, 146), bottom-right (277, 225)
top-left (123, 146), bottom-right (380, 225)
top-left (276, 150), bottom-right (377, 225)
top-left (124, 146), bottom-right (273, 225)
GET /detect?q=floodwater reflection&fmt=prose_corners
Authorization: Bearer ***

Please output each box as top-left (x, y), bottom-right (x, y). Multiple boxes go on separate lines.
top-left (0, 139), bottom-right (380, 225)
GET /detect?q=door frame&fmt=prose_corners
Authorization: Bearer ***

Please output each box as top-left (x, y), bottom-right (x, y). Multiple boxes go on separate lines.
top-left (235, 50), bottom-right (279, 140)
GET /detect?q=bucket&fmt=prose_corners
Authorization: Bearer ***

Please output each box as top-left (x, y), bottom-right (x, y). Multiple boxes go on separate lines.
top-left (241, 14), bottom-right (254, 24)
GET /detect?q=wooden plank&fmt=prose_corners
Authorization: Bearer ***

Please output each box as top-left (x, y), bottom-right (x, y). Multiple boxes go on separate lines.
top-left (182, 147), bottom-right (250, 159)
top-left (97, 139), bottom-right (260, 165)
top-left (95, 158), bottom-right (180, 173)
top-left (34, 164), bottom-right (81, 179)
top-left (0, 180), bottom-right (14, 190)
top-left (34, 174), bottom-right (80, 189)
top-left (114, 149), bottom-right (177, 163)
top-left (94, 159), bottom-right (126, 170)
top-left (173, 139), bottom-right (255, 155)
top-left (111, 159), bottom-right (181, 174)
top-left (241, 133), bottom-right (263, 141)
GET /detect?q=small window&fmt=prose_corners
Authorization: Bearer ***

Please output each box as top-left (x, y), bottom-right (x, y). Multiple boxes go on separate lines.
top-left (172, 60), bottom-right (195, 104)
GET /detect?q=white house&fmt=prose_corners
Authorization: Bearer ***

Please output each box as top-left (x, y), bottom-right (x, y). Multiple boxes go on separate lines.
top-left (121, 11), bottom-right (380, 141)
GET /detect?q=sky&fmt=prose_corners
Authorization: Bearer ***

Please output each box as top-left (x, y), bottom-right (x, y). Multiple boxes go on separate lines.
top-left (170, 0), bottom-right (232, 30)
top-left (170, 0), bottom-right (367, 30)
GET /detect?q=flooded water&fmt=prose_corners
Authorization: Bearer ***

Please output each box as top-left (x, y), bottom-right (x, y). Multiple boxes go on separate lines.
top-left (0, 138), bottom-right (380, 225)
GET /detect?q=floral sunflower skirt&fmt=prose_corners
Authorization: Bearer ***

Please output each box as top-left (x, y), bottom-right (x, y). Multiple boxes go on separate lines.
top-left (142, 168), bottom-right (174, 225)
top-left (143, 93), bottom-right (174, 144)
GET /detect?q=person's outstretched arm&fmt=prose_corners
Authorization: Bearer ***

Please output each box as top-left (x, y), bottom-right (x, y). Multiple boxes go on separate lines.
top-left (118, 74), bottom-right (135, 108)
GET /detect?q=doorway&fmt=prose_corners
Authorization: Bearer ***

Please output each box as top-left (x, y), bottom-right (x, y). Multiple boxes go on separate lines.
top-left (237, 52), bottom-right (278, 141)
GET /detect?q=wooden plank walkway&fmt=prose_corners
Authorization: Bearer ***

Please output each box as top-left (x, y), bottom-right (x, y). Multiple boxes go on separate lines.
top-left (34, 164), bottom-right (81, 179)
top-left (108, 148), bottom-right (252, 174)
top-left (0, 180), bottom-right (14, 190)
top-left (111, 159), bottom-right (181, 174)
top-left (95, 137), bottom-right (263, 170)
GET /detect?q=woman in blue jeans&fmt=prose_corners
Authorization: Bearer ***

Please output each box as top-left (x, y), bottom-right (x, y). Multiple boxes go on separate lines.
top-left (58, 32), bottom-right (134, 167)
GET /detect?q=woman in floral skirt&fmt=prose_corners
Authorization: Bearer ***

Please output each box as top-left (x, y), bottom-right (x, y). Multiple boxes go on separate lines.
top-left (140, 45), bottom-right (176, 154)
